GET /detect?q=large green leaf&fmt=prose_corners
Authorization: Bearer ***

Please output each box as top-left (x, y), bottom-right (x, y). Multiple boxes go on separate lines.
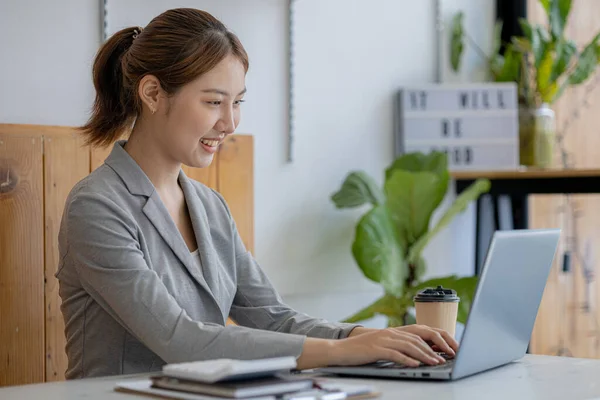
top-left (385, 169), bottom-right (448, 247)
top-left (533, 28), bottom-right (545, 68)
top-left (493, 44), bottom-right (521, 82)
top-left (414, 256), bottom-right (427, 283)
top-left (538, 49), bottom-right (559, 103)
top-left (517, 19), bottom-right (551, 68)
top-left (550, 39), bottom-right (577, 81)
top-left (352, 205), bottom-right (406, 295)
top-left (568, 32), bottom-right (600, 85)
top-left (385, 151), bottom-right (448, 181)
top-left (539, 0), bottom-right (551, 13)
top-left (450, 12), bottom-right (465, 72)
top-left (331, 171), bottom-right (385, 209)
top-left (342, 293), bottom-right (407, 323)
top-left (408, 179), bottom-right (490, 265)
top-left (548, 0), bottom-right (572, 39)
top-left (410, 275), bottom-right (479, 324)
top-left (530, 24), bottom-right (553, 70)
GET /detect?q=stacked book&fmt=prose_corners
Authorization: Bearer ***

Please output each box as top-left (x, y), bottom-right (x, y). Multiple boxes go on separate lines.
top-left (115, 357), bottom-right (378, 400)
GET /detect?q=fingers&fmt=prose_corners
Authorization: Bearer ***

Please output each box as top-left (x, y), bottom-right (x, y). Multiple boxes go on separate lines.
top-left (401, 332), bottom-right (444, 361)
top-left (395, 325), bottom-right (458, 356)
top-left (409, 326), bottom-right (457, 356)
top-left (379, 349), bottom-right (420, 368)
top-left (386, 335), bottom-right (444, 365)
top-left (379, 331), bottom-right (444, 366)
top-left (433, 328), bottom-right (459, 354)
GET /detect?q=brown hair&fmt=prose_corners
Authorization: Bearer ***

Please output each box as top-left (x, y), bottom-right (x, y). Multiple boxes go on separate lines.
top-left (80, 8), bottom-right (249, 147)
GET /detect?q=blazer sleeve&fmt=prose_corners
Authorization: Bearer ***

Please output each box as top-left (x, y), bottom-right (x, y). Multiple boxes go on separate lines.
top-left (214, 193), bottom-right (361, 339)
top-left (65, 190), bottom-right (307, 363)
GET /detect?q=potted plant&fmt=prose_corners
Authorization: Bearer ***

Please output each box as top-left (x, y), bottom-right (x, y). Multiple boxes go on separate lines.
top-left (450, 0), bottom-right (600, 168)
top-left (331, 151), bottom-right (490, 326)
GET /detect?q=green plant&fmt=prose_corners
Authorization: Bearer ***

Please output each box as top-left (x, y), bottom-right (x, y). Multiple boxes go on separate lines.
top-left (450, 0), bottom-right (600, 108)
top-left (331, 151), bottom-right (490, 326)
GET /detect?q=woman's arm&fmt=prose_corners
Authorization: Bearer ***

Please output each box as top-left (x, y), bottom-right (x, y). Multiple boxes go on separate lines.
top-left (210, 189), bottom-right (360, 340)
top-left (229, 247), bottom-right (360, 339)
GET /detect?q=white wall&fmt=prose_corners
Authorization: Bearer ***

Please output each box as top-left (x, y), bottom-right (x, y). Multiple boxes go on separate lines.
top-left (0, 0), bottom-right (494, 328)
top-left (0, 0), bottom-right (99, 124)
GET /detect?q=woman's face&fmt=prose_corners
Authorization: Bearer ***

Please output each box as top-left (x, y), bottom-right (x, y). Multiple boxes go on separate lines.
top-left (158, 54), bottom-right (246, 169)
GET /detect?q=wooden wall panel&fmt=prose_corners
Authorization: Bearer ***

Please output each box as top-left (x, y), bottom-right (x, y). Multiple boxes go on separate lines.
top-left (90, 145), bottom-right (112, 171)
top-left (182, 163), bottom-right (217, 190)
top-left (0, 134), bottom-right (45, 386)
top-left (528, 0), bottom-right (600, 358)
top-left (529, 194), bottom-right (564, 355)
top-left (217, 135), bottom-right (254, 254)
top-left (43, 132), bottom-right (90, 382)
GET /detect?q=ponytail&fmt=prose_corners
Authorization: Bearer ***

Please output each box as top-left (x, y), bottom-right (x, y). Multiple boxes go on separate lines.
top-left (80, 27), bottom-right (140, 147)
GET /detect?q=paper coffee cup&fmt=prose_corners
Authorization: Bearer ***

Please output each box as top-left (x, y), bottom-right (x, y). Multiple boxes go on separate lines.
top-left (413, 286), bottom-right (459, 337)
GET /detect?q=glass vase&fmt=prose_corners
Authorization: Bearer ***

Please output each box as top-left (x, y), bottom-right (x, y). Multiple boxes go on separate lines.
top-left (518, 104), bottom-right (556, 168)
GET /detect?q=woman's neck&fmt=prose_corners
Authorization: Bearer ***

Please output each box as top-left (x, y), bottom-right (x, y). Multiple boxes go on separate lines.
top-left (124, 121), bottom-right (181, 193)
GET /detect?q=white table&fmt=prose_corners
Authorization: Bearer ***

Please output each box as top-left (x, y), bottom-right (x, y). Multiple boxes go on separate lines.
top-left (1, 355), bottom-right (600, 400)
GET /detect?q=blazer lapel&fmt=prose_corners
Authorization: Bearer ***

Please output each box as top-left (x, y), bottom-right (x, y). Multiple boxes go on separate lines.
top-left (178, 172), bottom-right (222, 295)
top-left (178, 171), bottom-right (226, 322)
top-left (141, 193), bottom-right (212, 293)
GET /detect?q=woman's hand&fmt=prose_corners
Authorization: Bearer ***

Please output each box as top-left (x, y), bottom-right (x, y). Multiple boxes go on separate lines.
top-left (349, 325), bottom-right (458, 355)
top-left (296, 325), bottom-right (458, 370)
top-left (332, 325), bottom-right (457, 367)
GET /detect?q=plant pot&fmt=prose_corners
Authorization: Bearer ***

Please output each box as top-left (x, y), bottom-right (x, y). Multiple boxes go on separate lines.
top-left (518, 104), bottom-right (556, 168)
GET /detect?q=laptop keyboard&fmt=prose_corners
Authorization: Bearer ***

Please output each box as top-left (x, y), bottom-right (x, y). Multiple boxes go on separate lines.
top-left (366, 354), bottom-right (455, 370)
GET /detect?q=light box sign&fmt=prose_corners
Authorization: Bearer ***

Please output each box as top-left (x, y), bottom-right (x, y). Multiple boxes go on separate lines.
top-left (395, 83), bottom-right (519, 171)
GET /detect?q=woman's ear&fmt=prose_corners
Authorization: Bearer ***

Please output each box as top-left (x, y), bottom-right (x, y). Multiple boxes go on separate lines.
top-left (138, 74), bottom-right (163, 115)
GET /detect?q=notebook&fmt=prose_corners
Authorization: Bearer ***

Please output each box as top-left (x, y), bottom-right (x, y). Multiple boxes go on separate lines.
top-left (150, 374), bottom-right (313, 398)
top-left (115, 379), bottom-right (276, 400)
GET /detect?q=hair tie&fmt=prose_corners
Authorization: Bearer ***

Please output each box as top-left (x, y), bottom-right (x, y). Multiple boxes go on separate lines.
top-left (132, 27), bottom-right (143, 40)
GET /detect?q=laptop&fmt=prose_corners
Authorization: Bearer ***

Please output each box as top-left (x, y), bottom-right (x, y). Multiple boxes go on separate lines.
top-left (318, 229), bottom-right (560, 381)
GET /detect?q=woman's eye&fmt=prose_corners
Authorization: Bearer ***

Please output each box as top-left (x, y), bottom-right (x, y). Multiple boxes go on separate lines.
top-left (206, 100), bottom-right (245, 107)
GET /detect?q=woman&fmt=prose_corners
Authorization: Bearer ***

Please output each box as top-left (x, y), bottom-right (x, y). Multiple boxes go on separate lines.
top-left (56, 8), bottom-right (458, 379)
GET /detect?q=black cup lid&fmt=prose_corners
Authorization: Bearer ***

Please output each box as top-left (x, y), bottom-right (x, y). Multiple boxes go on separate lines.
top-left (413, 285), bottom-right (460, 302)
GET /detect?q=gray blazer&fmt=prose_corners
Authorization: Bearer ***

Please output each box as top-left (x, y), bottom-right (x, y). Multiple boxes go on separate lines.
top-left (56, 141), bottom-right (358, 379)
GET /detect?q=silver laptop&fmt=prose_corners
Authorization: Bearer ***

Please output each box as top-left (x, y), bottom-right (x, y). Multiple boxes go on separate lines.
top-left (318, 229), bottom-right (560, 381)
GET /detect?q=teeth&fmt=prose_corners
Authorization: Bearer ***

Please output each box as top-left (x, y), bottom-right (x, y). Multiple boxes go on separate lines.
top-left (200, 139), bottom-right (219, 147)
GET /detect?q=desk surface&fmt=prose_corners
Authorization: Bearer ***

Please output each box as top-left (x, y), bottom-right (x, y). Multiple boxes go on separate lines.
top-left (452, 168), bottom-right (600, 180)
top-left (1, 355), bottom-right (600, 400)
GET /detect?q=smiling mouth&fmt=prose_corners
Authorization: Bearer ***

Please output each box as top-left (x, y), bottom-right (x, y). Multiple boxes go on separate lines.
top-left (200, 138), bottom-right (220, 147)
